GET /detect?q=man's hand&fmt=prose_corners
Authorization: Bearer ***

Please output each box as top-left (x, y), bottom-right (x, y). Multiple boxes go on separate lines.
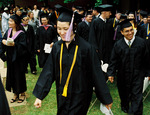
top-left (50, 42), bottom-right (54, 48)
top-left (108, 76), bottom-right (114, 83)
top-left (34, 98), bottom-right (42, 108)
top-left (148, 77), bottom-right (150, 81)
top-left (37, 50), bottom-right (40, 53)
top-left (105, 103), bottom-right (113, 110)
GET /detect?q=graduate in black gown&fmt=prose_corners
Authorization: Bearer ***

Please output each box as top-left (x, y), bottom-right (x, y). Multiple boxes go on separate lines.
top-left (35, 13), bottom-right (57, 68)
top-left (21, 13), bottom-right (37, 74)
top-left (77, 11), bottom-right (92, 41)
top-left (33, 7), bottom-right (113, 115)
top-left (89, 4), bottom-right (114, 64)
top-left (0, 76), bottom-right (11, 115)
top-left (0, 14), bottom-right (27, 103)
top-left (107, 19), bottom-right (150, 114)
top-left (109, 10), bottom-right (121, 30)
top-left (113, 14), bottom-right (127, 41)
top-left (136, 11), bottom-right (148, 39)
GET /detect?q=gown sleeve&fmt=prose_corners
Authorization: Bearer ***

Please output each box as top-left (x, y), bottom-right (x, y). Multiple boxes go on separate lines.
top-left (33, 46), bottom-right (55, 100)
top-left (107, 43), bottom-right (119, 77)
top-left (0, 31), bottom-right (7, 61)
top-left (88, 20), bottom-right (99, 50)
top-left (0, 76), bottom-right (11, 115)
top-left (89, 46), bottom-right (113, 105)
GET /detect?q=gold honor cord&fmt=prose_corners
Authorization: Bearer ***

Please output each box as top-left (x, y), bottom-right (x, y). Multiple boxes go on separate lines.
top-left (55, 11), bottom-right (59, 19)
top-left (60, 43), bottom-right (79, 97)
top-left (147, 23), bottom-right (150, 39)
top-left (113, 18), bottom-right (116, 28)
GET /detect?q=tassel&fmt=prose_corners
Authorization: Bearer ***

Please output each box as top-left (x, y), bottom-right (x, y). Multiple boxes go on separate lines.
top-left (62, 85), bottom-right (68, 97)
top-left (65, 13), bottom-right (75, 41)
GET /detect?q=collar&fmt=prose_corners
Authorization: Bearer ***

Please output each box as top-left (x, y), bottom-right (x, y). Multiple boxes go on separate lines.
top-left (124, 36), bottom-right (135, 46)
top-left (96, 13), bottom-right (100, 18)
top-left (115, 18), bottom-right (119, 22)
top-left (84, 20), bottom-right (89, 26)
top-left (58, 35), bottom-right (78, 45)
top-left (100, 16), bottom-right (106, 23)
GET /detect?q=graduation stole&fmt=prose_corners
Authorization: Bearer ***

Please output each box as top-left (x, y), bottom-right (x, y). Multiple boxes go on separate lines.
top-left (55, 11), bottom-right (59, 19)
top-left (60, 43), bottom-right (78, 97)
top-left (146, 23), bottom-right (150, 39)
top-left (8, 28), bottom-right (24, 40)
top-left (113, 18), bottom-right (116, 28)
top-left (21, 23), bottom-right (28, 27)
top-left (41, 25), bottom-right (52, 30)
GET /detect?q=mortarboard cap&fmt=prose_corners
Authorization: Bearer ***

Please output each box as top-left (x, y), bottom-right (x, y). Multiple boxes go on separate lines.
top-left (54, 4), bottom-right (63, 9)
top-left (4, 7), bottom-right (8, 11)
top-left (120, 14), bottom-right (127, 19)
top-left (119, 19), bottom-right (132, 30)
top-left (116, 9), bottom-right (121, 14)
top-left (127, 10), bottom-right (135, 15)
top-left (57, 6), bottom-right (84, 23)
top-left (76, 6), bottom-right (84, 11)
top-left (85, 10), bottom-right (92, 16)
top-left (140, 10), bottom-right (147, 17)
top-left (98, 4), bottom-right (113, 12)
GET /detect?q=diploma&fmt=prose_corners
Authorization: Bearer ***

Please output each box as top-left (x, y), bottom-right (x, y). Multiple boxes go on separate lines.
top-left (44, 43), bottom-right (52, 54)
top-left (100, 103), bottom-right (113, 115)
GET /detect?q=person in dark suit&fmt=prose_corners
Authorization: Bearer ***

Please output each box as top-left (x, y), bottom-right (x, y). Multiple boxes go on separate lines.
top-left (77, 11), bottom-right (92, 41)
top-left (107, 19), bottom-right (150, 114)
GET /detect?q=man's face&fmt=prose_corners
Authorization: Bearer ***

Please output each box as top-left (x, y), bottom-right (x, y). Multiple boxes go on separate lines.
top-left (85, 15), bottom-right (93, 23)
top-left (147, 16), bottom-right (150, 23)
top-left (105, 11), bottom-right (112, 19)
top-left (116, 13), bottom-right (121, 20)
top-left (121, 26), bottom-right (134, 40)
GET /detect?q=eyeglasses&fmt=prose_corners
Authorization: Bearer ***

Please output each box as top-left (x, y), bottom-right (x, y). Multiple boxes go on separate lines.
top-left (23, 19), bottom-right (29, 21)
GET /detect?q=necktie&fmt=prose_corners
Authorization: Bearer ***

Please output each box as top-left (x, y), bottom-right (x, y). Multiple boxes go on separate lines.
top-left (128, 40), bottom-right (131, 48)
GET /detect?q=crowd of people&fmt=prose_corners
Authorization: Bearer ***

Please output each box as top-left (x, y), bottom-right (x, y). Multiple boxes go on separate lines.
top-left (0, 3), bottom-right (150, 115)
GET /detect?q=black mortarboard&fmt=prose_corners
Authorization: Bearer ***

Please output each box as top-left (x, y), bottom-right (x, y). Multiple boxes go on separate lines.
top-left (116, 9), bottom-right (121, 14)
top-left (119, 19), bottom-right (132, 30)
top-left (76, 6), bottom-right (84, 11)
top-left (85, 10), bottom-right (92, 16)
top-left (21, 12), bottom-right (28, 19)
top-left (54, 4), bottom-right (62, 9)
top-left (10, 14), bottom-right (21, 24)
top-left (40, 13), bottom-right (49, 18)
top-left (120, 14), bottom-right (127, 19)
top-left (127, 11), bottom-right (135, 15)
top-left (98, 4), bottom-right (113, 12)
top-left (140, 10), bottom-right (147, 17)
top-left (57, 7), bottom-right (84, 23)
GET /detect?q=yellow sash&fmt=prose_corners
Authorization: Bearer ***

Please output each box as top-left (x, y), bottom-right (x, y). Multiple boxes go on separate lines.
top-left (55, 11), bottom-right (59, 19)
top-left (113, 18), bottom-right (116, 28)
top-left (60, 43), bottom-right (78, 97)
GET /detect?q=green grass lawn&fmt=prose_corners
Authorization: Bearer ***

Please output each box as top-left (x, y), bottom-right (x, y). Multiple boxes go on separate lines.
top-left (9, 65), bottom-right (150, 115)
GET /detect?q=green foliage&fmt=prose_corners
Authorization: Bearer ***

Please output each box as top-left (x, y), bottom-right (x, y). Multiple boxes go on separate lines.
top-left (95, 0), bottom-right (102, 7)
top-left (113, 0), bottom-right (119, 5)
top-left (64, 0), bottom-right (76, 3)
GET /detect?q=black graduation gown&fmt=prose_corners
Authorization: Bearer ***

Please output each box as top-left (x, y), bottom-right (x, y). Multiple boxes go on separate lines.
top-left (89, 18), bottom-right (114, 64)
top-left (114, 25), bottom-right (123, 41)
top-left (0, 77), bottom-right (11, 115)
top-left (0, 30), bottom-right (27, 94)
top-left (35, 26), bottom-right (57, 68)
top-left (21, 25), bottom-right (35, 54)
top-left (21, 25), bottom-right (37, 72)
top-left (33, 36), bottom-right (113, 115)
top-left (77, 21), bottom-right (90, 41)
top-left (136, 23), bottom-right (147, 39)
top-left (107, 36), bottom-right (150, 114)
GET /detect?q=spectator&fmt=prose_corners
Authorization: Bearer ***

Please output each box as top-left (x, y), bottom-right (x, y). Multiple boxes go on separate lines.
top-left (1, 7), bottom-right (10, 34)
